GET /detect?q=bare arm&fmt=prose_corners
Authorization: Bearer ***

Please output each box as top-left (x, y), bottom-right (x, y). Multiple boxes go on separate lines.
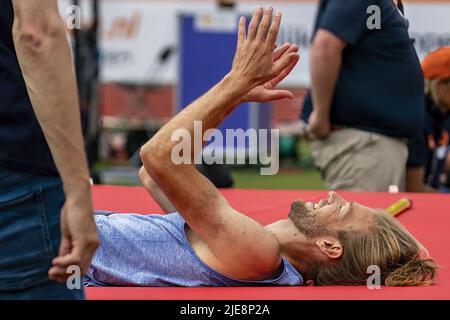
top-left (11, 0), bottom-right (98, 282)
top-left (140, 43), bottom-right (299, 214)
top-left (139, 167), bottom-right (177, 213)
top-left (308, 29), bottom-right (346, 139)
top-left (140, 8), bottom-right (299, 280)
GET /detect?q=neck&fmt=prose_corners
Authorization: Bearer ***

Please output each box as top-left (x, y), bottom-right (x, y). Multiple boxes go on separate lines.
top-left (265, 219), bottom-right (322, 282)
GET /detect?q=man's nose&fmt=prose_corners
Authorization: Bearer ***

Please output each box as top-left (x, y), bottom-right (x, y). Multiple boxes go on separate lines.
top-left (328, 191), bottom-right (337, 202)
top-left (328, 191), bottom-right (345, 204)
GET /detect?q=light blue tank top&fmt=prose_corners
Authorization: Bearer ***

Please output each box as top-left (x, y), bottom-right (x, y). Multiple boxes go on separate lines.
top-left (85, 211), bottom-right (303, 287)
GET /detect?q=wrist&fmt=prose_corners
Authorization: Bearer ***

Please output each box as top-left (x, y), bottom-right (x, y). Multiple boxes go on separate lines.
top-left (63, 177), bottom-right (93, 203)
top-left (312, 108), bottom-right (331, 120)
top-left (222, 71), bottom-right (253, 103)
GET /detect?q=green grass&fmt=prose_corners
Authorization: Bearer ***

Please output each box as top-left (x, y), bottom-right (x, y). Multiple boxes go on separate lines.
top-left (95, 137), bottom-right (325, 190)
top-left (231, 168), bottom-right (325, 190)
top-left (231, 138), bottom-right (325, 190)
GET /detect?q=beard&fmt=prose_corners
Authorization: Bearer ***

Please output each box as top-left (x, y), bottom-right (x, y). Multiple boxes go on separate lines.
top-left (288, 200), bottom-right (333, 238)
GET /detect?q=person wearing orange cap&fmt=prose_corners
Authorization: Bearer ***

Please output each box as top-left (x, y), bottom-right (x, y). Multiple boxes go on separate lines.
top-left (406, 47), bottom-right (450, 192)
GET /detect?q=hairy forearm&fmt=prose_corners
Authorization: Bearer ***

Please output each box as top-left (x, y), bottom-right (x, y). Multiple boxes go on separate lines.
top-left (310, 40), bottom-right (342, 117)
top-left (139, 72), bottom-right (247, 227)
top-left (142, 73), bottom-right (246, 165)
top-left (149, 184), bottom-right (177, 214)
top-left (12, 11), bottom-right (91, 198)
top-left (143, 177), bottom-right (177, 213)
top-left (140, 167), bottom-right (177, 213)
top-left (137, 10), bottom-right (293, 278)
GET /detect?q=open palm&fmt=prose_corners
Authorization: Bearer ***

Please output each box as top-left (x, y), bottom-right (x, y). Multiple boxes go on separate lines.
top-left (242, 43), bottom-right (300, 103)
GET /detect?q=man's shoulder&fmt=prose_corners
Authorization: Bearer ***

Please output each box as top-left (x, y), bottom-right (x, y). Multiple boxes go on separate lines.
top-left (319, 0), bottom-right (393, 15)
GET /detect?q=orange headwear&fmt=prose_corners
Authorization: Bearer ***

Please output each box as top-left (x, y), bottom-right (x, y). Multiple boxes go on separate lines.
top-left (422, 47), bottom-right (450, 80)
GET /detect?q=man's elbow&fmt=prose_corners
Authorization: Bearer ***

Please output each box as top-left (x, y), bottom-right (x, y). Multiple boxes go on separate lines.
top-left (12, 15), bottom-right (65, 54)
top-left (139, 166), bottom-right (158, 191)
top-left (140, 142), bottom-right (168, 174)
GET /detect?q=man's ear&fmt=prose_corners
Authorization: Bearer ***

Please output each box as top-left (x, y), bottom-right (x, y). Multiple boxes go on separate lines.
top-left (315, 237), bottom-right (343, 260)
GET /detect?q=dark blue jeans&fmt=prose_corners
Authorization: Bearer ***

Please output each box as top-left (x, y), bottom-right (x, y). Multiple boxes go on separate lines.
top-left (0, 167), bottom-right (84, 300)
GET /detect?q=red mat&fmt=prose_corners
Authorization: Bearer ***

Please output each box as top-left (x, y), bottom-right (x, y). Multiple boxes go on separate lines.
top-left (88, 185), bottom-right (450, 300)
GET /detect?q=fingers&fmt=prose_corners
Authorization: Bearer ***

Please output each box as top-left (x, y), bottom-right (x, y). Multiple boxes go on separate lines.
top-left (267, 89), bottom-right (294, 101)
top-left (50, 247), bottom-right (82, 283)
top-left (270, 52), bottom-right (300, 87)
top-left (237, 16), bottom-right (246, 46)
top-left (272, 52), bottom-right (300, 79)
top-left (273, 43), bottom-right (291, 62)
top-left (232, 6), bottom-right (290, 88)
top-left (52, 251), bottom-right (83, 272)
top-left (58, 235), bottom-right (71, 257)
top-left (273, 43), bottom-right (298, 62)
top-left (246, 7), bottom-right (281, 43)
top-left (267, 12), bottom-right (282, 46)
top-left (50, 234), bottom-right (99, 282)
top-left (283, 44), bottom-right (299, 58)
top-left (247, 7), bottom-right (263, 41)
top-left (52, 247), bottom-right (94, 274)
top-left (256, 7), bottom-right (273, 41)
top-left (48, 265), bottom-right (69, 283)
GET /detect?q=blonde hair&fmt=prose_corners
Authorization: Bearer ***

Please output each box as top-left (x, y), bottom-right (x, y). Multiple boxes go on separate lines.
top-left (315, 212), bottom-right (437, 286)
top-left (426, 77), bottom-right (450, 108)
top-left (426, 79), bottom-right (441, 106)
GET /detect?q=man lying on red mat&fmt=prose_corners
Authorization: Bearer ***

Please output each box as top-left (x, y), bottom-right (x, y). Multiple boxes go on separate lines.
top-left (83, 7), bottom-right (436, 287)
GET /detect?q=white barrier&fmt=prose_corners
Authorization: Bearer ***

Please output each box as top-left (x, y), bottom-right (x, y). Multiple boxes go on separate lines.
top-left (59, 0), bottom-right (450, 86)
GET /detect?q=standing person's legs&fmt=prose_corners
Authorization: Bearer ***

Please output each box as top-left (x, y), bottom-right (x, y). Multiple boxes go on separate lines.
top-left (0, 168), bottom-right (84, 300)
top-left (310, 128), bottom-right (408, 192)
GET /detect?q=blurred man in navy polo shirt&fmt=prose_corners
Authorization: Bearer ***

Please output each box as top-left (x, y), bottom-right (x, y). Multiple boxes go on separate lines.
top-left (0, 0), bottom-right (98, 299)
top-left (302, 0), bottom-right (424, 191)
top-left (407, 47), bottom-right (450, 193)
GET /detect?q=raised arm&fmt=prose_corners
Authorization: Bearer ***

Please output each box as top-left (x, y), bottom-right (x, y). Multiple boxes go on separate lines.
top-left (140, 7), bottom-right (299, 280)
top-left (11, 0), bottom-right (98, 282)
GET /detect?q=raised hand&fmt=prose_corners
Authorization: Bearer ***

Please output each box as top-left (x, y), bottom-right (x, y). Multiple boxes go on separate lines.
top-left (242, 43), bottom-right (300, 103)
top-left (231, 7), bottom-right (300, 96)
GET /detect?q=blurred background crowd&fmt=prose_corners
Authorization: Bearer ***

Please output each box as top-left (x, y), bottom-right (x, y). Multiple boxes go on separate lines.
top-left (63, 0), bottom-right (450, 193)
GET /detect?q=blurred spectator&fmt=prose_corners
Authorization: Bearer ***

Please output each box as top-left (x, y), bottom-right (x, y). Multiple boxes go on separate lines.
top-left (302, 0), bottom-right (424, 191)
top-left (407, 47), bottom-right (450, 192)
top-left (444, 152), bottom-right (450, 192)
top-left (217, 0), bottom-right (236, 9)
